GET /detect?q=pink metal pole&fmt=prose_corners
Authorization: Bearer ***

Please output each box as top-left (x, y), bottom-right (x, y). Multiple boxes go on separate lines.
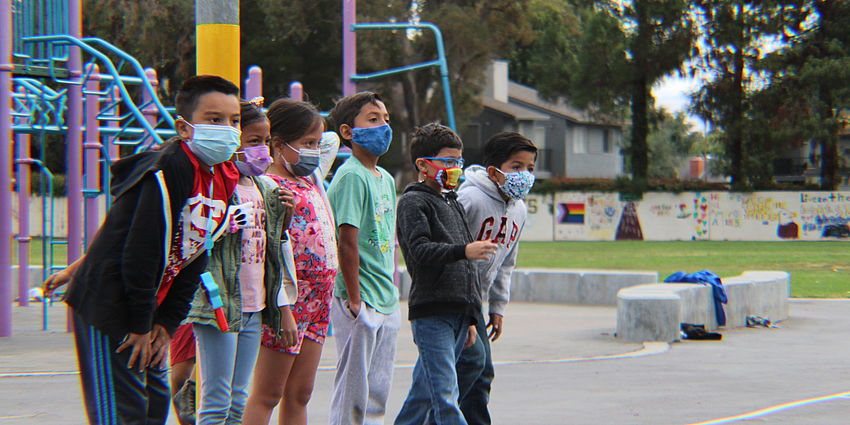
top-left (66, 0), bottom-right (84, 332)
top-left (244, 65), bottom-right (262, 101)
top-left (108, 86), bottom-right (120, 161)
top-left (289, 81), bottom-right (303, 101)
top-left (83, 65), bottom-right (101, 247)
top-left (142, 68), bottom-right (158, 128)
top-left (16, 133), bottom-right (32, 307)
top-left (342, 0), bottom-right (357, 96)
top-left (1, 0), bottom-right (15, 337)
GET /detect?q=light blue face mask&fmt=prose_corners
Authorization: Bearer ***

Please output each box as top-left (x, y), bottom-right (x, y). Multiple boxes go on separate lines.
top-left (281, 143), bottom-right (321, 177)
top-left (351, 124), bottom-right (392, 157)
top-left (184, 122), bottom-right (242, 166)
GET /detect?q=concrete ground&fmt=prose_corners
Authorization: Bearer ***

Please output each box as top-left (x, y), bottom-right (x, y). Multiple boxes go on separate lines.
top-left (1, 299), bottom-right (848, 424)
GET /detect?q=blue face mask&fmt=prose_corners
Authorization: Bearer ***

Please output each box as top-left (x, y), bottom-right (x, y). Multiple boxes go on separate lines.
top-left (351, 124), bottom-right (392, 157)
top-left (185, 122), bottom-right (242, 166)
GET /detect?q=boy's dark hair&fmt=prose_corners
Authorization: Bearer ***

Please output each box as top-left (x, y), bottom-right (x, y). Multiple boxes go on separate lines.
top-left (240, 99), bottom-right (267, 128)
top-left (175, 75), bottom-right (240, 120)
top-left (328, 91), bottom-right (383, 147)
top-left (410, 123), bottom-right (463, 168)
top-left (482, 131), bottom-right (538, 168)
top-left (266, 98), bottom-right (322, 155)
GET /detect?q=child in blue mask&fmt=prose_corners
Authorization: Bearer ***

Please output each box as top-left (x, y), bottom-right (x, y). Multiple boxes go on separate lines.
top-left (325, 92), bottom-right (400, 425)
top-left (43, 75), bottom-right (243, 425)
top-left (243, 99), bottom-right (339, 425)
top-left (454, 131), bottom-right (538, 424)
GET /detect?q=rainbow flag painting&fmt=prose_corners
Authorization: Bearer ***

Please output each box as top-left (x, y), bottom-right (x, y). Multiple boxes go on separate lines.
top-left (557, 203), bottom-right (585, 224)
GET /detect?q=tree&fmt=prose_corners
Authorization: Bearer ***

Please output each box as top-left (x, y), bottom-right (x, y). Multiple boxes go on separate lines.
top-left (759, 1), bottom-right (850, 189)
top-left (690, 0), bottom-right (801, 189)
top-left (646, 108), bottom-right (704, 179)
top-left (565, 1), bottom-right (695, 183)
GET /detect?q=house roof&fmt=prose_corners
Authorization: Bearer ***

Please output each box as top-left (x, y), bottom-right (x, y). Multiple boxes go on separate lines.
top-left (507, 81), bottom-right (626, 127)
top-left (482, 97), bottom-right (550, 121)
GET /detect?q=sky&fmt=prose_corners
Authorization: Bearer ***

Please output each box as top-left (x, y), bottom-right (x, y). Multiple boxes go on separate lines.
top-left (653, 74), bottom-right (707, 134)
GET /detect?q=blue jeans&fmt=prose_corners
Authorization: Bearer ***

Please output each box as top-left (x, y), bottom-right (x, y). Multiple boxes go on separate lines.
top-left (194, 312), bottom-right (262, 425)
top-left (395, 314), bottom-right (472, 425)
top-left (457, 310), bottom-right (492, 425)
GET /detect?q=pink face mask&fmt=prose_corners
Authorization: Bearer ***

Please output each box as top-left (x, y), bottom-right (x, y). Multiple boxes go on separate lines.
top-left (235, 145), bottom-right (272, 176)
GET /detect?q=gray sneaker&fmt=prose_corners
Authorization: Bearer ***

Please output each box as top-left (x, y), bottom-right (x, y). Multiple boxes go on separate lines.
top-left (173, 379), bottom-right (196, 425)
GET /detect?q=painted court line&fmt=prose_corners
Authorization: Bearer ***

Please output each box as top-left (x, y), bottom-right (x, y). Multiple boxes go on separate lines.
top-left (0, 342), bottom-right (668, 378)
top-left (686, 390), bottom-right (850, 425)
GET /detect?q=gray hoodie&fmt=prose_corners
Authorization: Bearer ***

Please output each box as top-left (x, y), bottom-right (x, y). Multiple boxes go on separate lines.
top-left (456, 165), bottom-right (528, 316)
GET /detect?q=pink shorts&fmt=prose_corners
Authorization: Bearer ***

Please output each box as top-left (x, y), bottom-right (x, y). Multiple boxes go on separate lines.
top-left (261, 270), bottom-right (336, 355)
top-left (169, 323), bottom-right (195, 365)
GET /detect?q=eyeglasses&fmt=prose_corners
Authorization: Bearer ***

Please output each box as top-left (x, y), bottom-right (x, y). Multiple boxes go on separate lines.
top-left (422, 157), bottom-right (465, 168)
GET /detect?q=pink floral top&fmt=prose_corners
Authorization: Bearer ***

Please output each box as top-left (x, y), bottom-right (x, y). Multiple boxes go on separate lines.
top-left (270, 175), bottom-right (338, 274)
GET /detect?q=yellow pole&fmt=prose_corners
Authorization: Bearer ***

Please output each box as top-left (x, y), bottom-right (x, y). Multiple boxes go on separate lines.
top-left (193, 0), bottom-right (240, 412)
top-left (196, 0), bottom-right (240, 85)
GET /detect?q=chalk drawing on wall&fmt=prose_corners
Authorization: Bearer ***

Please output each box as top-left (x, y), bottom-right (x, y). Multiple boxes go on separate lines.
top-left (615, 201), bottom-right (643, 240)
top-left (693, 193), bottom-right (709, 240)
top-left (557, 203), bottom-right (585, 224)
top-left (776, 210), bottom-right (799, 239)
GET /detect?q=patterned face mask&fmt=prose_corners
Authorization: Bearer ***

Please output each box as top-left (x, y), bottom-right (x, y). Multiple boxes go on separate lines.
top-left (424, 158), bottom-right (464, 190)
top-left (496, 169), bottom-right (535, 200)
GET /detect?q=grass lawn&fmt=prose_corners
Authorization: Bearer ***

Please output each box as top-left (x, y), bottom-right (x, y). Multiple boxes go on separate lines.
top-left (12, 240), bottom-right (848, 298)
top-left (517, 241), bottom-right (850, 298)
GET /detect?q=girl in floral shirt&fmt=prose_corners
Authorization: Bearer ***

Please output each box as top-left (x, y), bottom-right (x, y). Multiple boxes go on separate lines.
top-left (243, 99), bottom-right (339, 425)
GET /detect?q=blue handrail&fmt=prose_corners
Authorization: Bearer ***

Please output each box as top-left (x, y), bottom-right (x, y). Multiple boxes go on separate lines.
top-left (350, 22), bottom-right (456, 130)
top-left (22, 35), bottom-right (172, 146)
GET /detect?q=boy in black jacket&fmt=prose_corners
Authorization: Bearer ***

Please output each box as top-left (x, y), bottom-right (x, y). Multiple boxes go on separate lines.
top-left (394, 123), bottom-right (498, 425)
top-left (45, 75), bottom-right (242, 425)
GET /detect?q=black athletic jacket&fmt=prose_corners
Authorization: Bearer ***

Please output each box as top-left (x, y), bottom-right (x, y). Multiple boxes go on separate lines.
top-left (396, 182), bottom-right (482, 322)
top-left (66, 139), bottom-right (238, 339)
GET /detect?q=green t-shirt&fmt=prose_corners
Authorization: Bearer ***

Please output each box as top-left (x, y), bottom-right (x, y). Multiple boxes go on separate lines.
top-left (327, 156), bottom-right (399, 314)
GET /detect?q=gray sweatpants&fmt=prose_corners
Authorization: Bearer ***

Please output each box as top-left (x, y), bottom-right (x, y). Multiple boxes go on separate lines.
top-left (329, 296), bottom-right (401, 425)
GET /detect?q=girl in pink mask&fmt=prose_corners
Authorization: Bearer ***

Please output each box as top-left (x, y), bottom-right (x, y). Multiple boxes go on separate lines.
top-left (243, 99), bottom-right (340, 425)
top-left (177, 99), bottom-right (298, 425)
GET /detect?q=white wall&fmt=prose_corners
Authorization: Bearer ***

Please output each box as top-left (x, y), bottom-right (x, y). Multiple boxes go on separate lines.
top-left (523, 191), bottom-right (850, 241)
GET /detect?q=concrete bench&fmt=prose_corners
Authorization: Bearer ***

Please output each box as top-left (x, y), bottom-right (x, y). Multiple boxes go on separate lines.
top-left (396, 268), bottom-right (658, 306)
top-left (616, 271), bottom-right (790, 342)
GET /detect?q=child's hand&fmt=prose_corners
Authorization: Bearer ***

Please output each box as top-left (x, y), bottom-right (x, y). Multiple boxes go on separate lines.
top-left (465, 240), bottom-right (498, 261)
top-left (275, 187), bottom-right (295, 210)
top-left (149, 324), bottom-right (171, 369)
top-left (116, 332), bottom-right (152, 372)
top-left (43, 269), bottom-right (72, 297)
top-left (278, 306), bottom-right (298, 348)
top-left (465, 325), bottom-right (478, 349)
top-left (487, 313), bottom-right (504, 342)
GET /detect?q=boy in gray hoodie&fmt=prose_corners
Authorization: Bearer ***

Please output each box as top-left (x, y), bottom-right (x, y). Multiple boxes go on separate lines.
top-left (455, 131), bottom-right (538, 424)
top-left (395, 123), bottom-right (498, 425)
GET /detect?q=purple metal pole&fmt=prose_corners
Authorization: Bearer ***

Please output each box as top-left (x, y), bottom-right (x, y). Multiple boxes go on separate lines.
top-left (108, 86), bottom-right (120, 161)
top-left (1, 0), bottom-right (15, 337)
top-left (142, 68), bottom-right (158, 128)
top-left (66, 0), bottom-right (84, 332)
top-left (244, 66), bottom-right (262, 101)
top-left (289, 81), bottom-right (303, 101)
top-left (16, 133), bottom-right (32, 307)
top-left (342, 0), bottom-right (357, 96)
top-left (83, 65), bottom-right (101, 247)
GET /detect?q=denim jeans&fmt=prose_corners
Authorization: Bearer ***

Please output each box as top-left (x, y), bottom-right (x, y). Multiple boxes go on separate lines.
top-left (395, 314), bottom-right (472, 425)
top-left (194, 312), bottom-right (262, 425)
top-left (457, 309), bottom-right (493, 425)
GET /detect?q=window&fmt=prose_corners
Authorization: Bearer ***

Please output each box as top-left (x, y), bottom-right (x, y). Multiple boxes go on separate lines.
top-left (573, 127), bottom-right (587, 154)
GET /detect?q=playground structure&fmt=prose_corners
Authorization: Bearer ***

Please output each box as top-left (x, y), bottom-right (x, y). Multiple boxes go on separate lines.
top-left (1, 0), bottom-right (457, 337)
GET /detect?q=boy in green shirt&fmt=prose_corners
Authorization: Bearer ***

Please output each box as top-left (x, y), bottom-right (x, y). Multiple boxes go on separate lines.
top-left (326, 92), bottom-right (399, 425)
